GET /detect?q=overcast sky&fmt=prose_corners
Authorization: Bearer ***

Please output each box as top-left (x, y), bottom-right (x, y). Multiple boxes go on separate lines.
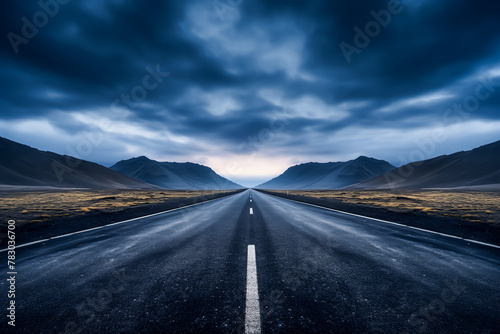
top-left (1, 0), bottom-right (500, 187)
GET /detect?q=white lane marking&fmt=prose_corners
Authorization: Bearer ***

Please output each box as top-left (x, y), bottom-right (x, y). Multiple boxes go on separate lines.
top-left (250, 208), bottom-right (253, 215)
top-left (245, 245), bottom-right (261, 334)
top-left (462, 238), bottom-right (500, 248)
top-left (0, 192), bottom-right (244, 253)
top-left (260, 192), bottom-right (500, 250)
top-left (250, 199), bottom-right (252, 202)
top-left (12, 239), bottom-right (50, 248)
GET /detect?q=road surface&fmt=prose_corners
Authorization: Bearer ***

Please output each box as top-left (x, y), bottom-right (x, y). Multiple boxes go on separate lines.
top-left (1, 189), bottom-right (499, 333)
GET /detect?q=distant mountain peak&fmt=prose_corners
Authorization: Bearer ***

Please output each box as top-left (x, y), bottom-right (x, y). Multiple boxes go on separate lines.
top-left (256, 157), bottom-right (395, 190)
top-left (353, 155), bottom-right (373, 161)
top-left (0, 137), bottom-right (156, 190)
top-left (350, 139), bottom-right (500, 190)
top-left (111, 157), bottom-right (243, 190)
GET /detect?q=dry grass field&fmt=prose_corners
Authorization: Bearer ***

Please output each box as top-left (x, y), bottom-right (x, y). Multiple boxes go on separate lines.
top-left (281, 190), bottom-right (500, 225)
top-left (0, 190), bottom-right (228, 227)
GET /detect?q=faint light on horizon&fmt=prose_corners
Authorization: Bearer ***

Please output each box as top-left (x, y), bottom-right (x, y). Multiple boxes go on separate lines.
top-left (200, 154), bottom-right (295, 179)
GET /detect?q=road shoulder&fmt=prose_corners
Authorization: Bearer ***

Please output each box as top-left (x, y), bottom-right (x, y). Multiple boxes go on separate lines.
top-left (256, 190), bottom-right (500, 247)
top-left (13, 190), bottom-right (246, 245)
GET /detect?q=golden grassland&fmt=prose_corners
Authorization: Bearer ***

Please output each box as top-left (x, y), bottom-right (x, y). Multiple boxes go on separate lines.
top-left (279, 190), bottom-right (500, 225)
top-left (0, 189), bottom-right (228, 226)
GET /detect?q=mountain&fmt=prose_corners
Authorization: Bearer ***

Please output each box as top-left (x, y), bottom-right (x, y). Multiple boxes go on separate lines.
top-left (0, 136), bottom-right (156, 190)
top-left (350, 140), bottom-right (500, 190)
top-left (256, 156), bottom-right (396, 190)
top-left (110, 156), bottom-right (243, 190)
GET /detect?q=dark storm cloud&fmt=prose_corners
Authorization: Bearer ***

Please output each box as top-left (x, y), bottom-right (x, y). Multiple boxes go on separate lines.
top-left (1, 0), bottom-right (500, 180)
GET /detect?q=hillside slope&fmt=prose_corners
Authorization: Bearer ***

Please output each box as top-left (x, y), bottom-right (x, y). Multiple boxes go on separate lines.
top-left (0, 137), bottom-right (155, 190)
top-left (350, 140), bottom-right (500, 190)
top-left (110, 156), bottom-right (243, 190)
top-left (256, 156), bottom-right (395, 190)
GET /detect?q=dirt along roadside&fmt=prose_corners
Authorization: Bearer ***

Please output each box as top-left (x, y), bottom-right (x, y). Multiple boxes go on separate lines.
top-left (1, 189), bottom-right (246, 245)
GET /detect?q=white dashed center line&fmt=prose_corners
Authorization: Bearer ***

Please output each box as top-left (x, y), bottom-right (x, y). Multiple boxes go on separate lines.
top-left (250, 208), bottom-right (253, 215)
top-left (245, 245), bottom-right (261, 334)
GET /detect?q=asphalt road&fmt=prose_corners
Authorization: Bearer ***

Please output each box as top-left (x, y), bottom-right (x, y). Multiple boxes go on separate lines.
top-left (1, 189), bottom-right (499, 333)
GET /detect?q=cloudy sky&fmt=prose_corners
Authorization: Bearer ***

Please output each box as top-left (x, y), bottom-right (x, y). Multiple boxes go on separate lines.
top-left (1, 0), bottom-right (500, 187)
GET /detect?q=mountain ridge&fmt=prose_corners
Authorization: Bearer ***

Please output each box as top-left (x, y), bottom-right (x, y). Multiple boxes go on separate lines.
top-left (349, 140), bottom-right (500, 190)
top-left (256, 156), bottom-right (396, 190)
top-left (110, 156), bottom-right (243, 190)
top-left (0, 136), bottom-right (156, 190)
